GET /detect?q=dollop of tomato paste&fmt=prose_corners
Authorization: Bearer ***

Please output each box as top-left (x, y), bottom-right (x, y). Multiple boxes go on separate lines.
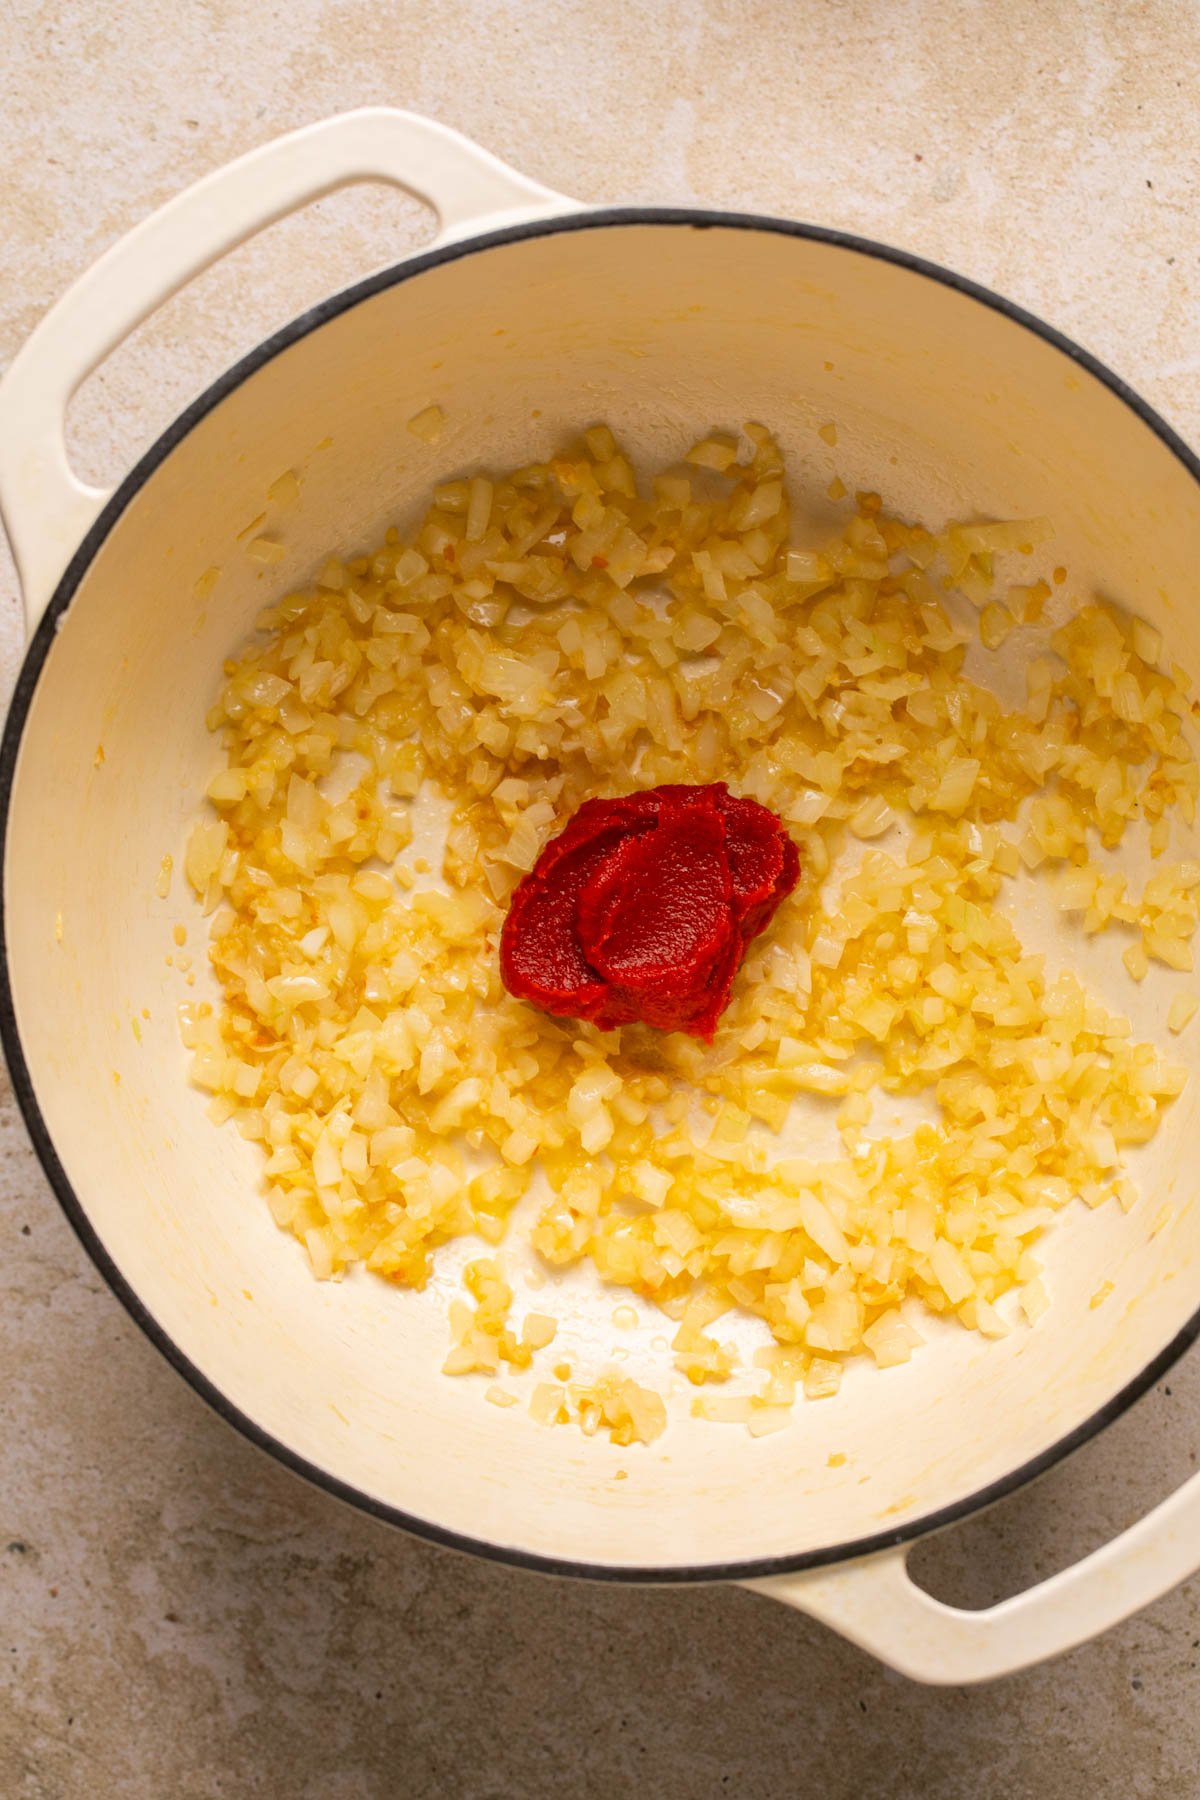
top-left (500, 783), bottom-right (800, 1039)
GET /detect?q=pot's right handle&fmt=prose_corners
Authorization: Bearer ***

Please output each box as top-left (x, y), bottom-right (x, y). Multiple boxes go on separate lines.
top-left (746, 1460), bottom-right (1200, 1684)
top-left (0, 107), bottom-right (578, 631)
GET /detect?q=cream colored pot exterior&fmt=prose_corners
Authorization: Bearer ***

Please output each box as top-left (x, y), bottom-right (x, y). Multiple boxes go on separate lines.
top-left (2, 110), bottom-right (1200, 1686)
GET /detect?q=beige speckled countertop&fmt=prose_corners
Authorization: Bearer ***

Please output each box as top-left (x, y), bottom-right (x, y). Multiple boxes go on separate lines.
top-left (3, 3), bottom-right (1200, 1795)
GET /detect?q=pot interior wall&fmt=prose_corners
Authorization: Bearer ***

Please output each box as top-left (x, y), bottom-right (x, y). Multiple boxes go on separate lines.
top-left (7, 220), bottom-right (1200, 1570)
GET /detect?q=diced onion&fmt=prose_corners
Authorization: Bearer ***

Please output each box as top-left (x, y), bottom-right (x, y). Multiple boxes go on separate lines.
top-left (185, 420), bottom-right (1195, 1448)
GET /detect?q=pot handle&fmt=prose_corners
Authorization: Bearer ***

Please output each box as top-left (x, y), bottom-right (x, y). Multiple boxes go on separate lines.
top-left (0, 107), bottom-right (577, 632)
top-left (746, 1458), bottom-right (1200, 1684)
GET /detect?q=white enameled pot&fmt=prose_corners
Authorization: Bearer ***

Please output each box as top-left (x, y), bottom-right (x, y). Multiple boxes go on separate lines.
top-left (3, 109), bottom-right (1200, 1686)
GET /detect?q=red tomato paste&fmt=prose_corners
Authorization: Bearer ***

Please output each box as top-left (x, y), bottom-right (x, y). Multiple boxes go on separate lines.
top-left (499, 783), bottom-right (800, 1039)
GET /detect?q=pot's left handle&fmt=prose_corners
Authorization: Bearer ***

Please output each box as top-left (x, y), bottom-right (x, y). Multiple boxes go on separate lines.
top-left (0, 107), bottom-right (578, 631)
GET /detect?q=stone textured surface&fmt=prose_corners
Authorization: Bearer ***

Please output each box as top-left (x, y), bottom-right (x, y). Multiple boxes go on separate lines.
top-left (3, 2), bottom-right (1200, 1794)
